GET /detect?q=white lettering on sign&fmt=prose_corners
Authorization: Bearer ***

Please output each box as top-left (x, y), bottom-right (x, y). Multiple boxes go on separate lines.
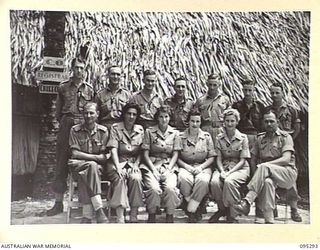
top-left (43, 56), bottom-right (65, 68)
top-left (39, 84), bottom-right (59, 94)
top-left (36, 70), bottom-right (69, 82)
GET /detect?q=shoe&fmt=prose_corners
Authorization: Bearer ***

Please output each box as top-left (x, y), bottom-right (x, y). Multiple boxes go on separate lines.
top-left (147, 213), bottom-right (156, 223)
top-left (198, 197), bottom-right (208, 214)
top-left (265, 221), bottom-right (274, 224)
top-left (187, 213), bottom-right (197, 223)
top-left (96, 208), bottom-right (108, 223)
top-left (226, 217), bottom-right (239, 223)
top-left (80, 217), bottom-right (92, 224)
top-left (208, 209), bottom-right (226, 223)
top-left (255, 206), bottom-right (264, 218)
top-left (274, 207), bottom-right (278, 218)
top-left (129, 215), bottom-right (138, 223)
top-left (195, 211), bottom-right (203, 222)
top-left (234, 199), bottom-right (250, 216)
top-left (46, 202), bottom-right (63, 216)
top-left (156, 207), bottom-right (162, 215)
top-left (165, 214), bottom-right (174, 223)
top-left (291, 209), bottom-right (302, 222)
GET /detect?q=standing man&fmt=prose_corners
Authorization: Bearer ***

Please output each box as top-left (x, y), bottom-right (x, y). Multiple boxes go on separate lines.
top-left (68, 102), bottom-right (109, 223)
top-left (234, 111), bottom-right (298, 224)
top-left (266, 82), bottom-right (302, 222)
top-left (164, 77), bottom-right (194, 131)
top-left (232, 78), bottom-right (265, 150)
top-left (129, 69), bottom-right (163, 129)
top-left (95, 65), bottom-right (131, 129)
top-left (47, 58), bottom-right (95, 216)
top-left (193, 73), bottom-right (230, 145)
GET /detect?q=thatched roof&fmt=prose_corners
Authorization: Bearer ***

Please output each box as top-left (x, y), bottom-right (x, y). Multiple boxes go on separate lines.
top-left (10, 11), bottom-right (310, 112)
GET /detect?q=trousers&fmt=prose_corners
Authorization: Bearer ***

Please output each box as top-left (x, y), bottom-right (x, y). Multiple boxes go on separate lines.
top-left (140, 163), bottom-right (181, 214)
top-left (210, 166), bottom-right (249, 217)
top-left (105, 160), bottom-right (144, 208)
top-left (246, 163), bottom-right (297, 211)
top-left (178, 168), bottom-right (212, 202)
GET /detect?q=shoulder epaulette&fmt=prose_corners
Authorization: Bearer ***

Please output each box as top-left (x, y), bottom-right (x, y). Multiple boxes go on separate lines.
top-left (73, 124), bottom-right (82, 132)
top-left (96, 124), bottom-right (108, 132)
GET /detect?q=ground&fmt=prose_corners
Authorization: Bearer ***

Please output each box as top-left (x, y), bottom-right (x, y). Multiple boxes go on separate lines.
top-left (11, 198), bottom-right (310, 225)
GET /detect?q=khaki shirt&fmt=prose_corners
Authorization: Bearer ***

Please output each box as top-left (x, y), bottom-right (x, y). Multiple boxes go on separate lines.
top-left (69, 123), bottom-right (109, 154)
top-left (142, 125), bottom-right (181, 159)
top-left (179, 129), bottom-right (217, 164)
top-left (95, 86), bottom-right (131, 123)
top-left (129, 91), bottom-right (163, 121)
top-left (107, 122), bottom-right (144, 164)
top-left (194, 91), bottom-right (230, 127)
top-left (164, 95), bottom-right (194, 131)
top-left (252, 129), bottom-right (296, 169)
top-left (267, 103), bottom-right (301, 134)
top-left (216, 128), bottom-right (250, 165)
top-left (56, 79), bottom-right (94, 121)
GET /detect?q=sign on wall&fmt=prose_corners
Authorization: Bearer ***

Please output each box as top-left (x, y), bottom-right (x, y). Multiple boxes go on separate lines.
top-left (39, 84), bottom-right (59, 94)
top-left (36, 71), bottom-right (69, 82)
top-left (43, 56), bottom-right (66, 69)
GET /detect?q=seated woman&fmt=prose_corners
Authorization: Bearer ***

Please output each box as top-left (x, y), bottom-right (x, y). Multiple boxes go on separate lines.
top-left (140, 105), bottom-right (181, 223)
top-left (209, 108), bottom-right (250, 223)
top-left (106, 103), bottom-right (145, 223)
top-left (177, 109), bottom-right (216, 223)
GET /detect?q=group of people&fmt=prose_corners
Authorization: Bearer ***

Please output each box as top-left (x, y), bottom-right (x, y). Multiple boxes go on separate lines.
top-left (46, 57), bottom-right (303, 224)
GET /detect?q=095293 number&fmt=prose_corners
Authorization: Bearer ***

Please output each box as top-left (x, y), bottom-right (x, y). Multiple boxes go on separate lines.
top-left (300, 244), bottom-right (319, 248)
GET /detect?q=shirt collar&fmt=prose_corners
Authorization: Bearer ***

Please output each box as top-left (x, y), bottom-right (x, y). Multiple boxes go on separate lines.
top-left (181, 128), bottom-right (206, 140)
top-left (80, 122), bottom-right (98, 135)
top-left (152, 125), bottom-right (175, 139)
top-left (220, 128), bottom-right (242, 141)
top-left (206, 91), bottom-right (222, 101)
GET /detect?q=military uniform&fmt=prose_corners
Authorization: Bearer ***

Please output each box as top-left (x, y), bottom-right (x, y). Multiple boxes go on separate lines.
top-left (164, 95), bottom-right (194, 131)
top-left (244, 129), bottom-right (297, 222)
top-left (178, 129), bottom-right (216, 205)
top-left (106, 122), bottom-right (145, 209)
top-left (210, 129), bottom-right (250, 217)
top-left (54, 80), bottom-right (95, 194)
top-left (193, 91), bottom-right (230, 144)
top-left (267, 103), bottom-right (301, 134)
top-left (232, 99), bottom-right (265, 151)
top-left (140, 125), bottom-right (181, 214)
top-left (95, 87), bottom-right (131, 128)
top-left (129, 91), bottom-right (163, 129)
top-left (68, 123), bottom-right (109, 206)
top-left (267, 103), bottom-right (301, 204)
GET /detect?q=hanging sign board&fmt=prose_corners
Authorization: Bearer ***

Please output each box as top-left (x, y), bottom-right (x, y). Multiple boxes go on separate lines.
top-left (36, 70), bottom-right (69, 82)
top-left (43, 56), bottom-right (65, 69)
top-left (39, 84), bottom-right (59, 94)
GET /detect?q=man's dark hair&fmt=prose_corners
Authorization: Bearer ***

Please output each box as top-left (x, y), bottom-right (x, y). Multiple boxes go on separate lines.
top-left (208, 73), bottom-right (221, 81)
top-left (71, 57), bottom-right (86, 68)
top-left (143, 69), bottom-right (157, 78)
top-left (108, 65), bottom-right (122, 74)
top-left (270, 81), bottom-right (284, 91)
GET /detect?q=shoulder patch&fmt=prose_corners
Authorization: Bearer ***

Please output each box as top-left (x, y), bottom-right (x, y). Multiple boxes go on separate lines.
top-left (73, 124), bottom-right (82, 132)
top-left (257, 132), bottom-right (266, 137)
top-left (97, 124), bottom-right (108, 132)
top-left (279, 130), bottom-right (289, 137)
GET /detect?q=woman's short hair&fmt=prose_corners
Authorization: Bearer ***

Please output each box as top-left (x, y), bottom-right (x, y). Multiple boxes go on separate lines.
top-left (222, 108), bottom-right (241, 123)
top-left (154, 105), bottom-right (172, 122)
top-left (120, 103), bottom-right (141, 121)
top-left (187, 108), bottom-right (201, 122)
